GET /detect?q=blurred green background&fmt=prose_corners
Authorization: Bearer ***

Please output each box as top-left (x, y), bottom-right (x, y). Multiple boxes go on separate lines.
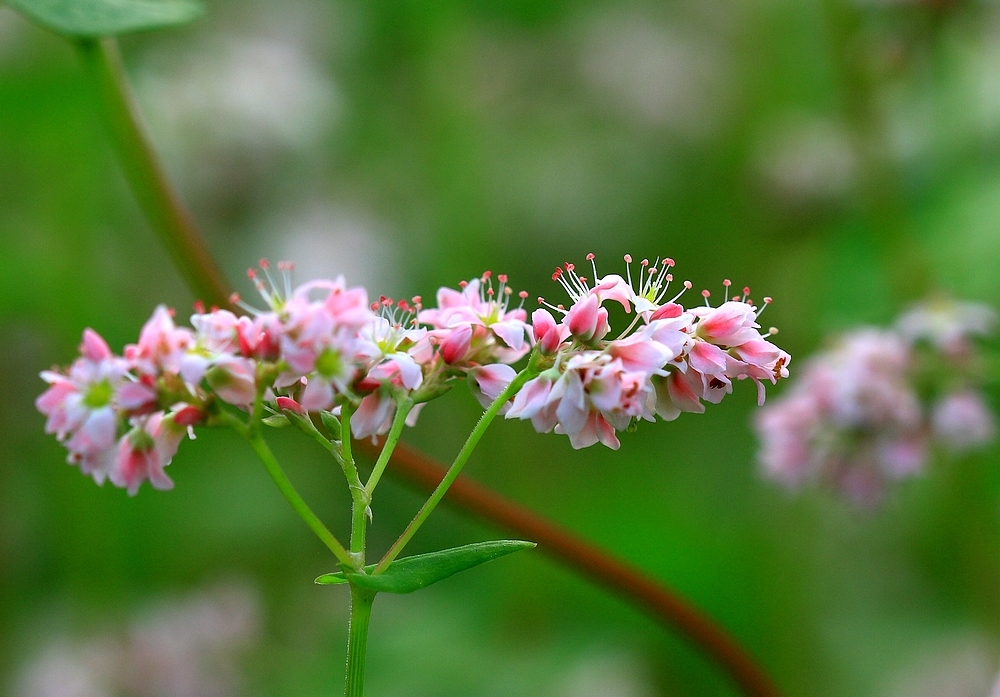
top-left (3, 0), bottom-right (1000, 695)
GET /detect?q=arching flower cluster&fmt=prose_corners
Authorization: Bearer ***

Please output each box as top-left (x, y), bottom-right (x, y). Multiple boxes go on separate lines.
top-left (505, 254), bottom-right (790, 449)
top-left (755, 299), bottom-right (997, 505)
top-left (36, 255), bottom-right (789, 494)
top-left (36, 261), bottom-right (530, 494)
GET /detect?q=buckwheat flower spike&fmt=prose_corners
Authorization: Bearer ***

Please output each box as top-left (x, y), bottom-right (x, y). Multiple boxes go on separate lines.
top-left (507, 254), bottom-right (791, 449)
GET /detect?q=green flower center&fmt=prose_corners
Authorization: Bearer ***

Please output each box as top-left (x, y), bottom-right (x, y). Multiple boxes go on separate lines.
top-left (83, 381), bottom-right (113, 409)
top-left (316, 349), bottom-right (342, 378)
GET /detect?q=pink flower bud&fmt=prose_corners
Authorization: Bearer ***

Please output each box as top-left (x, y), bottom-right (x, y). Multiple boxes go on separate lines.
top-left (532, 309), bottom-right (564, 354)
top-left (276, 396), bottom-right (307, 416)
top-left (441, 324), bottom-right (473, 364)
top-left (80, 328), bottom-right (112, 362)
top-left (566, 295), bottom-right (608, 342)
top-left (650, 303), bottom-right (683, 321)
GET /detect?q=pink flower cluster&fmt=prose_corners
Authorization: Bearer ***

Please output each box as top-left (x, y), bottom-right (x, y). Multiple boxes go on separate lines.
top-left (37, 261), bottom-right (530, 493)
top-left (505, 254), bottom-right (790, 449)
top-left (755, 299), bottom-right (997, 505)
top-left (37, 255), bottom-right (789, 492)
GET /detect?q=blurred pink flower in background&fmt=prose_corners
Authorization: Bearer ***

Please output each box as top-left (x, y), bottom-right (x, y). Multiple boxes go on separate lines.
top-left (756, 299), bottom-right (997, 505)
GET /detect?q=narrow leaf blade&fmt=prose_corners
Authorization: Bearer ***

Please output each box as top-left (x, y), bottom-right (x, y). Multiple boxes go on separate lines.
top-left (315, 572), bottom-right (349, 585)
top-left (8, 0), bottom-right (204, 38)
top-left (347, 540), bottom-right (535, 594)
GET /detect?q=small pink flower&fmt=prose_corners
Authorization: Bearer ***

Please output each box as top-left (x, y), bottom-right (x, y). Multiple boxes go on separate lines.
top-left (190, 309), bottom-right (242, 355)
top-left (531, 308), bottom-right (567, 355)
top-left (350, 388), bottom-right (423, 440)
top-left (36, 329), bottom-right (130, 483)
top-left (507, 353), bottom-right (654, 450)
top-left (692, 301), bottom-right (761, 346)
top-left (125, 306), bottom-right (194, 377)
top-left (440, 323), bottom-right (473, 364)
top-left (468, 364), bottom-right (517, 411)
top-left (205, 356), bottom-right (257, 407)
top-left (565, 294), bottom-right (609, 342)
top-left (110, 411), bottom-right (184, 495)
top-left (351, 392), bottom-right (396, 440)
top-left (653, 368), bottom-right (707, 421)
top-left (418, 274), bottom-right (530, 364)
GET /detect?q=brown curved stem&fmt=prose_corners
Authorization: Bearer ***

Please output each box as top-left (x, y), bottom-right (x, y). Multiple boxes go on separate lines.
top-left (355, 438), bottom-right (782, 697)
top-left (75, 37), bottom-right (232, 310)
top-left (79, 37), bottom-right (782, 697)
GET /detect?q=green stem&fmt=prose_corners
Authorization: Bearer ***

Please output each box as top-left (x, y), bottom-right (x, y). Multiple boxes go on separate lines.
top-left (74, 37), bottom-right (231, 309)
top-left (245, 430), bottom-right (355, 569)
top-left (364, 397), bottom-right (414, 496)
top-left (341, 403), bottom-right (368, 560)
top-left (344, 583), bottom-right (375, 697)
top-left (375, 364), bottom-right (537, 573)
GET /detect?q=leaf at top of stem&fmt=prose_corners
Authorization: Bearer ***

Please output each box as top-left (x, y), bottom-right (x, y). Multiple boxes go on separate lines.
top-left (315, 540), bottom-right (536, 594)
top-left (7, 0), bottom-right (204, 38)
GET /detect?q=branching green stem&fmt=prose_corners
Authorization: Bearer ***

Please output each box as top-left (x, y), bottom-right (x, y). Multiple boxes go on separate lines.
top-left (340, 402), bottom-right (369, 561)
top-left (375, 364), bottom-right (538, 573)
top-left (244, 429), bottom-right (355, 568)
top-left (364, 396), bottom-right (414, 496)
top-left (219, 407), bottom-right (353, 569)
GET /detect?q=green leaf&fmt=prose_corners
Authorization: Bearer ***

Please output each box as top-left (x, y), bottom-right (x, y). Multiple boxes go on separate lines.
top-left (7, 0), bottom-right (204, 38)
top-left (315, 540), bottom-right (536, 593)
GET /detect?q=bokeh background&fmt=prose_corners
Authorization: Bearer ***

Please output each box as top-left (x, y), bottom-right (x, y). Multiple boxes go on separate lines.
top-left (3, 0), bottom-right (1000, 695)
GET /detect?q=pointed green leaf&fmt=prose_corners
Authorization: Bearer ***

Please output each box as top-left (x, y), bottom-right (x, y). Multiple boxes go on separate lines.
top-left (315, 540), bottom-right (535, 593)
top-left (7, 0), bottom-right (204, 38)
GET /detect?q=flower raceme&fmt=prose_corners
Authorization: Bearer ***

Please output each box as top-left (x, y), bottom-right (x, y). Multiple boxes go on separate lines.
top-left (754, 299), bottom-right (997, 505)
top-left (36, 255), bottom-right (789, 493)
top-left (506, 255), bottom-right (790, 449)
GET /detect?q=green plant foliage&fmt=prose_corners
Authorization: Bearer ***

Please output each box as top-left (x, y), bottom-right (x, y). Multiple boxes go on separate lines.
top-left (316, 540), bottom-right (536, 593)
top-left (5, 0), bottom-right (204, 38)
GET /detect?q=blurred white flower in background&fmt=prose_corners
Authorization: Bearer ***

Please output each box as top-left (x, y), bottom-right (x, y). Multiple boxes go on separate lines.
top-left (136, 31), bottom-right (340, 211)
top-left (881, 635), bottom-right (998, 697)
top-left (258, 203), bottom-right (403, 296)
top-left (553, 650), bottom-right (654, 697)
top-left (753, 114), bottom-right (858, 207)
top-left (577, 11), bottom-right (732, 140)
top-left (14, 583), bottom-right (259, 697)
top-left (0, 7), bottom-right (28, 65)
top-left (140, 37), bottom-right (338, 153)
